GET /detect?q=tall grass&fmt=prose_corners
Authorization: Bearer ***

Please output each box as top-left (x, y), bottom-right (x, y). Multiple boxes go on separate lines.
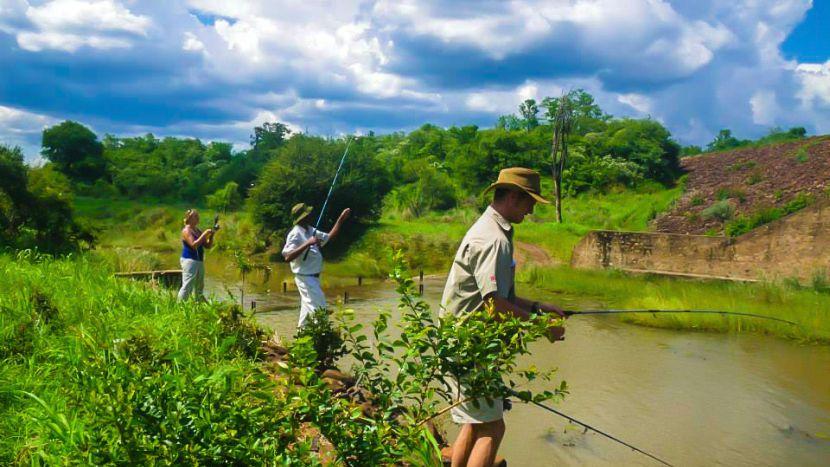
top-left (518, 265), bottom-right (830, 342)
top-left (0, 252), bottom-right (312, 464)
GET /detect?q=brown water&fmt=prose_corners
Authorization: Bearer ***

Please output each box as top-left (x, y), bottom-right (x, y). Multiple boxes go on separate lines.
top-left (197, 257), bottom-right (830, 466)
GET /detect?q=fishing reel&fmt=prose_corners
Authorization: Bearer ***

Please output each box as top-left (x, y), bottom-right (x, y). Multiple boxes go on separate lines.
top-left (213, 214), bottom-right (220, 231)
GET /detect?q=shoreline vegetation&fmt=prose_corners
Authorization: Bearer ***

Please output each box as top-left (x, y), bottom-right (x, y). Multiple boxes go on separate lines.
top-left (70, 187), bottom-right (830, 344)
top-left (0, 253), bottom-right (562, 464)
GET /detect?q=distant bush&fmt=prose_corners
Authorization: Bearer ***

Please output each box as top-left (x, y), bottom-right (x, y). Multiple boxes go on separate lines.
top-left (206, 181), bottom-right (242, 212)
top-left (723, 193), bottom-right (813, 236)
top-left (701, 200), bottom-right (734, 221)
top-left (0, 145), bottom-right (91, 252)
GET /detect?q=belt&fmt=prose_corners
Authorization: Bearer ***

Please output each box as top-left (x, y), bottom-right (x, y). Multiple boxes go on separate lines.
top-left (296, 273), bottom-right (321, 278)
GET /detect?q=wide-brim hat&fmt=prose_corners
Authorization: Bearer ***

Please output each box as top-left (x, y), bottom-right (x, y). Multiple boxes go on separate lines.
top-left (291, 203), bottom-right (314, 225)
top-left (482, 167), bottom-right (550, 204)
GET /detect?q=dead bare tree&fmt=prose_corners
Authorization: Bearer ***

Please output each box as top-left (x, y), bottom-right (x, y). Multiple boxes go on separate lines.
top-left (550, 94), bottom-right (574, 223)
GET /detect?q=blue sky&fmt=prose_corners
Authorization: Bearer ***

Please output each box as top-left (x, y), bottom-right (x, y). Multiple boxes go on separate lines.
top-left (1, 0), bottom-right (829, 161)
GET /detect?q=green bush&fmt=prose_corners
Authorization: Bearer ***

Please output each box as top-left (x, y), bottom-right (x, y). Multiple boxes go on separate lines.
top-left (248, 135), bottom-right (390, 233)
top-left (702, 200), bottom-right (735, 221)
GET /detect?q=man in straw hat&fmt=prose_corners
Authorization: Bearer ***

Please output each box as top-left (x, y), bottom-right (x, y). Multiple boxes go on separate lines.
top-left (282, 203), bottom-right (351, 327)
top-left (440, 167), bottom-right (567, 467)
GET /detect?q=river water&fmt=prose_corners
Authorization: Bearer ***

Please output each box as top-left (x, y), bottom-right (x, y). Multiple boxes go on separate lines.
top-left (198, 258), bottom-right (830, 466)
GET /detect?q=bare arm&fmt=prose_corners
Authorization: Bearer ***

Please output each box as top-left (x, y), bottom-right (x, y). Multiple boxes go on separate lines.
top-left (513, 296), bottom-right (567, 318)
top-left (204, 230), bottom-right (215, 249)
top-left (182, 228), bottom-right (213, 249)
top-left (492, 294), bottom-right (565, 342)
top-left (325, 208), bottom-right (352, 242)
top-left (283, 236), bottom-right (318, 262)
top-left (485, 292), bottom-right (531, 321)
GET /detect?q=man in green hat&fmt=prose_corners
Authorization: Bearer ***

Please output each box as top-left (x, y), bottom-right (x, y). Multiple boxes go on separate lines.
top-left (282, 203), bottom-right (351, 327)
top-left (440, 167), bottom-right (567, 467)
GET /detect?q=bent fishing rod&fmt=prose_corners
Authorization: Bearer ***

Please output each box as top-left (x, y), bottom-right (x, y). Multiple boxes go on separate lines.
top-left (562, 309), bottom-right (799, 327)
top-left (509, 390), bottom-right (673, 466)
top-left (302, 136), bottom-right (355, 261)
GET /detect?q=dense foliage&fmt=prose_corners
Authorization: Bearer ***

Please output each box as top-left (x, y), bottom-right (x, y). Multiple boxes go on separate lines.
top-left (248, 135), bottom-right (391, 234)
top-left (0, 145), bottom-right (90, 252)
top-left (0, 252), bottom-right (564, 464)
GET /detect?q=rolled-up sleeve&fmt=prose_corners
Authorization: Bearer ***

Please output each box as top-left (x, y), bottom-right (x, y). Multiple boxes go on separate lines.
top-left (282, 227), bottom-right (302, 256)
top-left (471, 240), bottom-right (511, 300)
top-left (315, 230), bottom-right (330, 247)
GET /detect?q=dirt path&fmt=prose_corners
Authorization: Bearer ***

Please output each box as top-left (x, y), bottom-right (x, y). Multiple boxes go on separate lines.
top-left (515, 241), bottom-right (557, 268)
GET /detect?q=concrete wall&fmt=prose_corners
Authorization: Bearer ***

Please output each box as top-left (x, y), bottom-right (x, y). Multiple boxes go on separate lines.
top-left (571, 199), bottom-right (830, 282)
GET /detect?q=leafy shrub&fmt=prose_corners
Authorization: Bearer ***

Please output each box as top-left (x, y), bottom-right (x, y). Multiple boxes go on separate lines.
top-left (702, 200), bottom-right (734, 221)
top-left (0, 145), bottom-right (91, 252)
top-left (249, 135), bottom-right (390, 233)
top-left (206, 181), bottom-right (242, 212)
top-left (294, 308), bottom-right (345, 371)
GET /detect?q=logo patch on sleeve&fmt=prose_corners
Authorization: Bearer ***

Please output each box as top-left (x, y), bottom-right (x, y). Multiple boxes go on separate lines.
top-left (490, 274), bottom-right (496, 283)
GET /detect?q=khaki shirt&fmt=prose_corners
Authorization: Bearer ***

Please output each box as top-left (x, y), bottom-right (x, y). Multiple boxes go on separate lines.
top-left (440, 206), bottom-right (515, 318)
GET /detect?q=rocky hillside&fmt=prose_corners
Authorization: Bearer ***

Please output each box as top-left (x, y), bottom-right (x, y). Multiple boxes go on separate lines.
top-left (654, 136), bottom-right (830, 235)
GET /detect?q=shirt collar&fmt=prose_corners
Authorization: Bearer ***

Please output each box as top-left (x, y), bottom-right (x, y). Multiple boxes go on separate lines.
top-left (485, 205), bottom-right (513, 234)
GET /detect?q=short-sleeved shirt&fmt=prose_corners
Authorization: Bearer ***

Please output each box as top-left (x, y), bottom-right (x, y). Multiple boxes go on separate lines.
top-left (282, 225), bottom-right (330, 275)
top-left (440, 206), bottom-right (515, 318)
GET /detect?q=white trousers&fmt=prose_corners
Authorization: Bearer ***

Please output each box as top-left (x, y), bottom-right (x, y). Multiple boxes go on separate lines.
top-left (294, 274), bottom-right (326, 328)
top-left (178, 258), bottom-right (205, 301)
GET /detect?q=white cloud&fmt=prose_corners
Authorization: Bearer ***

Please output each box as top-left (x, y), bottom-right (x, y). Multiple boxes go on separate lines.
top-left (617, 93), bottom-right (653, 114)
top-left (25, 0), bottom-right (151, 35)
top-left (4, 0), bottom-right (151, 52)
top-left (750, 90), bottom-right (780, 125)
top-left (0, 105), bottom-right (59, 162)
top-left (182, 31), bottom-right (204, 52)
top-left (796, 61), bottom-right (830, 107)
top-left (17, 30), bottom-right (131, 51)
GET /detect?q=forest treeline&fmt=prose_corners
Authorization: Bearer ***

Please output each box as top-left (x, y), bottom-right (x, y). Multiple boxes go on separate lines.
top-left (1, 90), bottom-right (809, 252)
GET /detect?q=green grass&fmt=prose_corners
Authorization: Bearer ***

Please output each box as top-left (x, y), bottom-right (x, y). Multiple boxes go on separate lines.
top-left (74, 184), bottom-right (683, 277)
top-left (518, 265), bottom-right (830, 343)
top-left (0, 252), bottom-right (315, 464)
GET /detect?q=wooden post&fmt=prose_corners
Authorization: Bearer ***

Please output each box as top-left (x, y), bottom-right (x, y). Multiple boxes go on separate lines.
top-left (344, 291), bottom-right (349, 303)
top-left (283, 281), bottom-right (287, 293)
top-left (251, 300), bottom-right (256, 311)
top-left (419, 269), bottom-right (424, 283)
top-left (358, 276), bottom-right (363, 286)
top-left (419, 283), bottom-right (424, 296)
top-left (419, 269), bottom-right (424, 295)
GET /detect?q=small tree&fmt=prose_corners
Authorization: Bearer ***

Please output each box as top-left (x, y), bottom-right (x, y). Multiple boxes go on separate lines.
top-left (41, 121), bottom-right (106, 183)
top-left (519, 99), bottom-right (539, 130)
top-left (230, 249), bottom-right (270, 311)
top-left (550, 94), bottom-right (574, 223)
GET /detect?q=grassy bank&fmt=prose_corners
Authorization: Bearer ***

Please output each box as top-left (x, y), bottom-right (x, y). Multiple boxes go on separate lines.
top-left (74, 184), bottom-right (682, 277)
top-left (0, 252), bottom-right (319, 464)
top-left (519, 265), bottom-right (830, 343)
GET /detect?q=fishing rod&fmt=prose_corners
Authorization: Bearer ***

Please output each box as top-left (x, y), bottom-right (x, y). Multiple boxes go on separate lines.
top-left (563, 309), bottom-right (799, 327)
top-left (509, 390), bottom-right (673, 466)
top-left (302, 136), bottom-right (355, 261)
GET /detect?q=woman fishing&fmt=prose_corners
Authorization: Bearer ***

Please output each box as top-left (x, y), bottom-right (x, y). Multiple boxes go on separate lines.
top-left (177, 209), bottom-right (215, 301)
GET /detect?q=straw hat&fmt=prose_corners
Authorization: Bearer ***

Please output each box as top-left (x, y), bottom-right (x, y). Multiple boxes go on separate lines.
top-left (291, 203), bottom-right (314, 225)
top-left (483, 167), bottom-right (550, 204)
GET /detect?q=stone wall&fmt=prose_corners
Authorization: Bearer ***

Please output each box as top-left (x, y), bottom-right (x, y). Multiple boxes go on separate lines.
top-left (571, 199), bottom-right (830, 282)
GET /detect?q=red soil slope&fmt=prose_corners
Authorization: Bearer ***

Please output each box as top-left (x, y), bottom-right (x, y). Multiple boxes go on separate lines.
top-left (653, 136), bottom-right (830, 234)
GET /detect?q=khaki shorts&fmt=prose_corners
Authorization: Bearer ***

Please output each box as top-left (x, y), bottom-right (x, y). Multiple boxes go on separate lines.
top-left (448, 377), bottom-right (504, 424)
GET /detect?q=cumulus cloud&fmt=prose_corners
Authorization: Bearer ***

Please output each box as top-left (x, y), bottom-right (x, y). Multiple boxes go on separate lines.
top-left (0, 0), bottom-right (828, 162)
top-left (3, 0), bottom-right (152, 52)
top-left (0, 104), bottom-right (58, 161)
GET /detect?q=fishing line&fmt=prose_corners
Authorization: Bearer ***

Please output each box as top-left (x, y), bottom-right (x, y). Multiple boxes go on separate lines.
top-left (564, 309), bottom-right (799, 327)
top-left (510, 391), bottom-right (674, 466)
top-left (302, 136), bottom-right (355, 261)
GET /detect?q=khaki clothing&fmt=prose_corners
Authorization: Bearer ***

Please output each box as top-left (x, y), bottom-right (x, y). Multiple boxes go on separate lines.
top-left (440, 206), bottom-right (515, 318)
top-left (440, 206), bottom-right (515, 424)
